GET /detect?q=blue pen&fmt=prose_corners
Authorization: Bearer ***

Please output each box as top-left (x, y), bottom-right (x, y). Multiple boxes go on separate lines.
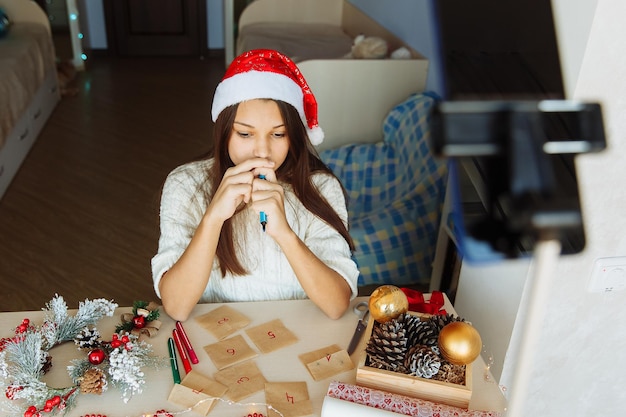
top-left (259, 175), bottom-right (267, 232)
top-left (168, 337), bottom-right (181, 384)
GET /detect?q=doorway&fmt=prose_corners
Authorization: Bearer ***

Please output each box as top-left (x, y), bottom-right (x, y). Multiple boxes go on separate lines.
top-left (103, 0), bottom-right (208, 57)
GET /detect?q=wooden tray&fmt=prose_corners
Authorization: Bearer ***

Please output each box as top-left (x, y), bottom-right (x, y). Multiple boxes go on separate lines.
top-left (355, 312), bottom-right (473, 409)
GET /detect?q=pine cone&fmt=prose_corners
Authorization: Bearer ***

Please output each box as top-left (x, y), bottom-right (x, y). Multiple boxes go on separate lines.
top-left (79, 368), bottom-right (107, 394)
top-left (405, 345), bottom-right (441, 378)
top-left (366, 314), bottom-right (409, 373)
top-left (75, 327), bottom-right (101, 350)
top-left (405, 316), bottom-right (439, 348)
top-left (41, 353), bottom-right (52, 374)
top-left (428, 313), bottom-right (466, 333)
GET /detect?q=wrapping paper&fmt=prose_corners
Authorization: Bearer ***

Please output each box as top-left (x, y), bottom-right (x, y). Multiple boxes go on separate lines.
top-left (326, 381), bottom-right (501, 417)
top-left (322, 396), bottom-right (403, 417)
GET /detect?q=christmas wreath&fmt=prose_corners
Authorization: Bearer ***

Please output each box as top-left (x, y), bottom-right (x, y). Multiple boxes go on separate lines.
top-left (0, 295), bottom-right (163, 417)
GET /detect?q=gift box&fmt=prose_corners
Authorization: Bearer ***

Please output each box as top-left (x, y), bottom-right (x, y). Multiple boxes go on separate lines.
top-left (356, 311), bottom-right (472, 409)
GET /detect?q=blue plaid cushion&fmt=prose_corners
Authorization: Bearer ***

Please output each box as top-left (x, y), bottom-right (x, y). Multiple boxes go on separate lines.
top-left (320, 93), bottom-right (448, 287)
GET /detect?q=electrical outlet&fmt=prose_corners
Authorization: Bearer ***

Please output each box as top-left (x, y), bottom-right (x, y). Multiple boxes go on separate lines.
top-left (588, 257), bottom-right (626, 293)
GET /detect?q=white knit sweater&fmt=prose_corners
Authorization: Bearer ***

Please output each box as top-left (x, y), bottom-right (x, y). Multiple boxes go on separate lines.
top-left (151, 159), bottom-right (359, 303)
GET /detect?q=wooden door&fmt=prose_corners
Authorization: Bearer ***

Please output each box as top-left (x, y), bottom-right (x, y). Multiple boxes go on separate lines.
top-left (104, 0), bottom-right (207, 57)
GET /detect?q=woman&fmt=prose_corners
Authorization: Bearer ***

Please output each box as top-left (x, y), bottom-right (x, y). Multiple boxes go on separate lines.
top-left (152, 49), bottom-right (359, 321)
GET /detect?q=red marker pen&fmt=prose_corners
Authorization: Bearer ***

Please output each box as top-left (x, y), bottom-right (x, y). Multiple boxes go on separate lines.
top-left (172, 328), bottom-right (192, 373)
top-left (176, 321), bottom-right (199, 364)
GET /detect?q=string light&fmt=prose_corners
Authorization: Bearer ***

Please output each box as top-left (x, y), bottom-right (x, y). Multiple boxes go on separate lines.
top-left (75, 397), bottom-right (285, 417)
top-left (80, 397), bottom-right (285, 417)
top-left (66, 0), bottom-right (85, 70)
top-left (482, 344), bottom-right (508, 395)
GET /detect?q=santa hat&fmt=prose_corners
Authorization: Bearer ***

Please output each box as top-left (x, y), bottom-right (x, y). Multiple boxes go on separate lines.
top-left (211, 49), bottom-right (324, 146)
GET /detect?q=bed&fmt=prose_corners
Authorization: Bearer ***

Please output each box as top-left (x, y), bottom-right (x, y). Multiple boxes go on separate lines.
top-left (0, 0), bottom-right (60, 200)
top-left (231, 0), bottom-right (430, 151)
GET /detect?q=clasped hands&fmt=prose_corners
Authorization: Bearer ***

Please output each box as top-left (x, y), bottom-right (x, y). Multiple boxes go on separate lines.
top-left (208, 158), bottom-right (288, 236)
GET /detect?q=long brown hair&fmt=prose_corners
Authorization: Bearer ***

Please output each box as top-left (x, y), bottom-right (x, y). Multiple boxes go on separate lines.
top-left (206, 100), bottom-right (354, 276)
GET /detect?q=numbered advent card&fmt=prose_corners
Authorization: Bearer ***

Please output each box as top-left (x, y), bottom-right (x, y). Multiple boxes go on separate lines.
top-left (167, 370), bottom-right (228, 416)
top-left (265, 381), bottom-right (313, 417)
top-left (203, 334), bottom-right (258, 370)
top-left (245, 318), bottom-right (298, 353)
top-left (195, 305), bottom-right (251, 340)
top-left (298, 344), bottom-right (354, 381)
top-left (214, 361), bottom-right (267, 402)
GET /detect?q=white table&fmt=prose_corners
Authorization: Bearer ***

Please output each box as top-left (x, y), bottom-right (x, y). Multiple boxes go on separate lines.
top-left (0, 296), bottom-right (506, 416)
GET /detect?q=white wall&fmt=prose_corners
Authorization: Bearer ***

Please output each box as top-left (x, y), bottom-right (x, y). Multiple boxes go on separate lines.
top-left (551, 0), bottom-right (598, 98)
top-left (456, 1), bottom-right (626, 415)
top-left (349, 0), bottom-right (442, 93)
top-left (81, 0), bottom-right (107, 48)
top-left (207, 0), bottom-right (224, 49)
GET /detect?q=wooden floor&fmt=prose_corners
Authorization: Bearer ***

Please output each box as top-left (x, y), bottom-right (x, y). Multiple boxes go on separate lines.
top-left (0, 55), bottom-right (225, 312)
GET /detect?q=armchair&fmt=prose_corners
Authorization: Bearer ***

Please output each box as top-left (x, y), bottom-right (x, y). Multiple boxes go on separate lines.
top-left (320, 93), bottom-right (448, 287)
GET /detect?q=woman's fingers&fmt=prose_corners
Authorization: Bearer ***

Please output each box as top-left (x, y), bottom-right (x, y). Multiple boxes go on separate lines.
top-left (227, 158), bottom-right (275, 178)
top-left (209, 158), bottom-right (277, 222)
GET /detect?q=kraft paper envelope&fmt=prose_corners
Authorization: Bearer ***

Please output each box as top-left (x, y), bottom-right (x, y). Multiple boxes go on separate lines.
top-left (298, 344), bottom-right (354, 381)
top-left (167, 370), bottom-right (228, 416)
top-left (195, 304), bottom-right (251, 340)
top-left (204, 334), bottom-right (258, 370)
top-left (245, 318), bottom-right (298, 353)
top-left (265, 381), bottom-right (313, 417)
top-left (214, 360), bottom-right (267, 402)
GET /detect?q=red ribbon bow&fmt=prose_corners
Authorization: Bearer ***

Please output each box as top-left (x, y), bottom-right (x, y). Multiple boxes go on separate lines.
top-left (400, 288), bottom-right (447, 315)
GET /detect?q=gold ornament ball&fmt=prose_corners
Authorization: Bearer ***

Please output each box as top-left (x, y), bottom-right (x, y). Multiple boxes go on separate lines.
top-left (438, 321), bottom-right (482, 366)
top-left (368, 285), bottom-right (409, 323)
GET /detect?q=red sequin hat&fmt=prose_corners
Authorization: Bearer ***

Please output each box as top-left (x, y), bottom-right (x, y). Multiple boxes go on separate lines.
top-left (211, 49), bottom-right (324, 145)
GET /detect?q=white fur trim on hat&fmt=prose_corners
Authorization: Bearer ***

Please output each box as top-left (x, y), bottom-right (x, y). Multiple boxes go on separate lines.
top-left (212, 70), bottom-right (305, 123)
top-left (307, 126), bottom-right (324, 146)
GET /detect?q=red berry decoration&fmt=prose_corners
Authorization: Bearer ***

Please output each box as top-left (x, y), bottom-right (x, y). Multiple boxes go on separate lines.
top-left (16, 318), bottom-right (31, 333)
top-left (110, 334), bottom-right (121, 348)
top-left (5, 385), bottom-right (23, 399)
top-left (132, 315), bottom-right (146, 329)
top-left (88, 349), bottom-right (106, 365)
top-left (23, 405), bottom-right (37, 417)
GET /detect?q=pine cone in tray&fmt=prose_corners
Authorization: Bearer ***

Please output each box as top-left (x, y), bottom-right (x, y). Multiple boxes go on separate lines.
top-left (366, 313), bottom-right (409, 373)
top-left (405, 315), bottom-right (439, 348)
top-left (405, 344), bottom-right (442, 378)
top-left (428, 313), bottom-right (467, 333)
